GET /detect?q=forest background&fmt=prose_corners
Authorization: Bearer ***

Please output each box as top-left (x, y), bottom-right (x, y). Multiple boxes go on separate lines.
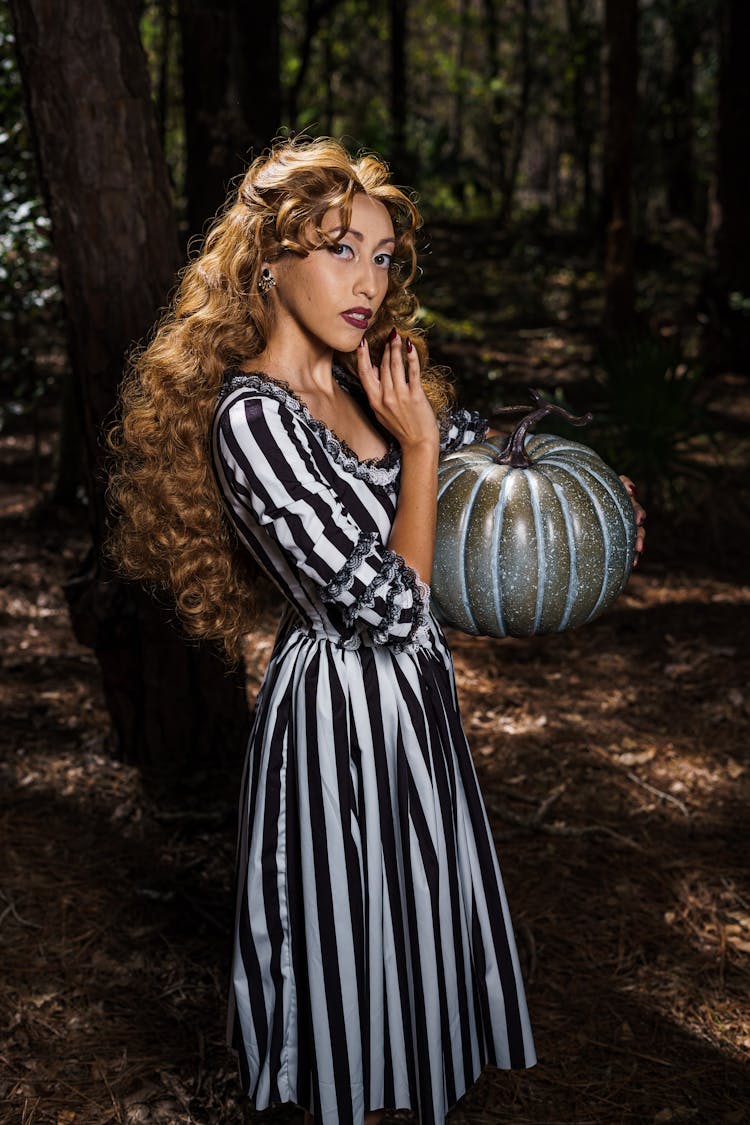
top-left (1, 1), bottom-right (749, 1123)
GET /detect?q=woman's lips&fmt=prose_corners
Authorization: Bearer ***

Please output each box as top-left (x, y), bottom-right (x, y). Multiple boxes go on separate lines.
top-left (340, 312), bottom-right (371, 328)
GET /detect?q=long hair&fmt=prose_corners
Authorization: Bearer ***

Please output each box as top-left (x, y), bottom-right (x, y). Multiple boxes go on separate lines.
top-left (103, 134), bottom-right (458, 668)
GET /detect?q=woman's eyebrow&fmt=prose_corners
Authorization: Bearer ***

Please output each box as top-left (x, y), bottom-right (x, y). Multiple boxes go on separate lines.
top-left (326, 226), bottom-right (396, 247)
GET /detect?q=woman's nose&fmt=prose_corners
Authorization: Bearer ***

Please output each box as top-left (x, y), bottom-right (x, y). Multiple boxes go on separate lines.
top-left (354, 260), bottom-right (379, 299)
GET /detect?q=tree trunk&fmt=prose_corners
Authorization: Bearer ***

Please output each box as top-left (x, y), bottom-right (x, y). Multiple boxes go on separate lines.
top-left (665, 0), bottom-right (698, 221)
top-left (565, 0), bottom-right (597, 229)
top-left (178, 0), bottom-right (281, 239)
top-left (10, 0), bottom-right (251, 780)
top-left (287, 0), bottom-right (337, 131)
top-left (50, 362), bottom-right (85, 506)
top-left (497, 0), bottom-right (532, 228)
top-left (706, 0), bottom-right (750, 370)
top-left (482, 0), bottom-right (506, 211)
top-left (602, 0), bottom-right (639, 336)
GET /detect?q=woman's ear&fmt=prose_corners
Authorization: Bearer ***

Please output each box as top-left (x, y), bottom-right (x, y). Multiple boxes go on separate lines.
top-left (257, 260), bottom-right (278, 296)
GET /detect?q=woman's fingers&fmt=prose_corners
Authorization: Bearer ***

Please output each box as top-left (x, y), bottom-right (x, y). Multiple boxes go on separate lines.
top-left (380, 332), bottom-right (395, 397)
top-left (405, 336), bottom-right (421, 391)
top-left (619, 475), bottom-right (646, 568)
top-left (359, 328), bottom-right (438, 449)
top-left (357, 336), bottom-right (380, 397)
top-left (389, 330), bottom-right (407, 383)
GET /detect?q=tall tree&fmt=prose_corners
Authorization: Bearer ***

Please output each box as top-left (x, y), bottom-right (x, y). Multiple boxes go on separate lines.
top-left (565, 0), bottom-right (599, 229)
top-left (497, 0), bottom-right (532, 227)
top-left (665, 0), bottom-right (700, 221)
top-left (482, 0), bottom-right (503, 202)
top-left (286, 0), bottom-right (337, 131)
top-left (602, 0), bottom-right (639, 335)
top-left (482, 0), bottom-right (533, 224)
top-left (178, 0), bottom-right (281, 238)
top-left (706, 0), bottom-right (750, 369)
top-left (10, 0), bottom-right (251, 777)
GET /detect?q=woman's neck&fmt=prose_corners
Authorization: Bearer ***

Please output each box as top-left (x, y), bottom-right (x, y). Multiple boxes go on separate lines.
top-left (242, 344), bottom-right (338, 399)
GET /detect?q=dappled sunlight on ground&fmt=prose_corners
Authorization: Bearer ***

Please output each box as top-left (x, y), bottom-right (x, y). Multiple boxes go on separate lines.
top-left (2, 482), bottom-right (748, 1123)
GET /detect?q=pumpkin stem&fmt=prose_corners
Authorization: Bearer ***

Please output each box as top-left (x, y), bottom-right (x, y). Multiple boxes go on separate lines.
top-left (492, 388), bottom-right (594, 467)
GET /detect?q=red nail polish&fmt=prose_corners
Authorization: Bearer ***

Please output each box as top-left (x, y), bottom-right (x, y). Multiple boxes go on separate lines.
top-left (406, 338), bottom-right (413, 353)
top-left (390, 327), bottom-right (398, 341)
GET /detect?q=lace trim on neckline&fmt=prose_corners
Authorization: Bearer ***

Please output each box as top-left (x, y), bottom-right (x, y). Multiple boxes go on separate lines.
top-left (219, 365), bottom-right (402, 488)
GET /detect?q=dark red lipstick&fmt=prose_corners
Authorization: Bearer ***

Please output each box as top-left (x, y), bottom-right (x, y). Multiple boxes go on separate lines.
top-left (341, 307), bottom-right (372, 327)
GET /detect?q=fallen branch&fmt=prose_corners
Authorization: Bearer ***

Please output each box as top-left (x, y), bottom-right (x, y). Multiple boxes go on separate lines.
top-left (625, 770), bottom-right (690, 817)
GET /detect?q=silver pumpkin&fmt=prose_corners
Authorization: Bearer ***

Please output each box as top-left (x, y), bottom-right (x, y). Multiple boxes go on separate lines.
top-left (431, 392), bottom-right (637, 637)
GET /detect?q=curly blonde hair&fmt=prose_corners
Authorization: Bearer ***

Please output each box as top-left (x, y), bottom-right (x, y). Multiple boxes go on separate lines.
top-left (104, 134), bottom-right (458, 668)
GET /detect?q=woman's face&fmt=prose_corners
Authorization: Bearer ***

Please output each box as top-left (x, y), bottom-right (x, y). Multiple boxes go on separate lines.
top-left (267, 193), bottom-right (396, 353)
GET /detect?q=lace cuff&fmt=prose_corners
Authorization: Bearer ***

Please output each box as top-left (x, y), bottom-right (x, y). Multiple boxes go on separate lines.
top-left (369, 548), bottom-right (431, 648)
top-left (321, 530), bottom-right (380, 602)
top-left (320, 529), bottom-right (432, 649)
top-left (438, 407), bottom-right (490, 453)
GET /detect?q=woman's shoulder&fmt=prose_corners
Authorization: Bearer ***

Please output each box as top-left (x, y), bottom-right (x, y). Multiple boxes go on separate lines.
top-left (213, 368), bottom-right (319, 457)
top-left (215, 367), bottom-right (297, 420)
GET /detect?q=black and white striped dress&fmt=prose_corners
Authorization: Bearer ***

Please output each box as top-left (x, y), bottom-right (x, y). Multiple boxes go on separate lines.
top-left (211, 364), bottom-right (536, 1125)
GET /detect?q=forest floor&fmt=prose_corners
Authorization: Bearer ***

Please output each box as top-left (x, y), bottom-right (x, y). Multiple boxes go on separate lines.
top-left (1, 220), bottom-right (749, 1124)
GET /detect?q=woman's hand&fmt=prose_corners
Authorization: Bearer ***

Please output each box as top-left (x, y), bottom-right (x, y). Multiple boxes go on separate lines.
top-left (357, 330), bottom-right (440, 452)
top-left (619, 475), bottom-right (646, 568)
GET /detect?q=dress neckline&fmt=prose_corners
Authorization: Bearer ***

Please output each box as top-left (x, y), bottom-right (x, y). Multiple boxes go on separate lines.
top-left (219, 364), bottom-right (403, 489)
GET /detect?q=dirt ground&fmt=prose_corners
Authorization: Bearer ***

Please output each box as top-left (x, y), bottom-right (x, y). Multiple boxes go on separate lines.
top-left (2, 413), bottom-right (749, 1125)
top-left (2, 226), bottom-right (749, 1123)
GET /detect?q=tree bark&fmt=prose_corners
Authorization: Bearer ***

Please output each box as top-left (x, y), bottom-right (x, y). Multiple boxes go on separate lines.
top-left (10, 0), bottom-right (251, 779)
top-left (178, 0), bottom-right (281, 239)
top-left (602, 0), bottom-right (639, 336)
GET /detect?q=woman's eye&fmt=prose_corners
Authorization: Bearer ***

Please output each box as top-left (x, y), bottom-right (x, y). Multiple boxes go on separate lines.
top-left (330, 242), bottom-right (354, 259)
top-left (374, 253), bottom-right (393, 268)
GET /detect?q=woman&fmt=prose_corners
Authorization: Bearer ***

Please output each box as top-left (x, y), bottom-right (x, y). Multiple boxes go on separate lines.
top-left (106, 135), bottom-right (644, 1125)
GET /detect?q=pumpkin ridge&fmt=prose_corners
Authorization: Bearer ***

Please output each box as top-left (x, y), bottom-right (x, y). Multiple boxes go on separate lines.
top-left (553, 479), bottom-right (580, 631)
top-left (491, 474), bottom-right (509, 636)
top-left (527, 473), bottom-right (547, 634)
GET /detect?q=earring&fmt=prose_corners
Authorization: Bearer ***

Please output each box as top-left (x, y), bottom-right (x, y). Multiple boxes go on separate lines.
top-left (258, 267), bottom-right (276, 295)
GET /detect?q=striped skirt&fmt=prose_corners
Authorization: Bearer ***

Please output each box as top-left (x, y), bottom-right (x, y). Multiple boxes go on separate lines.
top-left (227, 607), bottom-right (537, 1124)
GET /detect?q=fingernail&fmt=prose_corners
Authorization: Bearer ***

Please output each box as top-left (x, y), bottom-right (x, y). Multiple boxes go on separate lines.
top-left (390, 327), bottom-right (398, 341)
top-left (359, 337), bottom-right (366, 348)
top-left (406, 338), bottom-right (412, 352)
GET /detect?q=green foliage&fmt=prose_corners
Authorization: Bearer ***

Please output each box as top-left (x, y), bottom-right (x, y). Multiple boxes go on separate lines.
top-left (0, 10), bottom-right (63, 432)
top-left (415, 303), bottom-right (483, 341)
top-left (591, 334), bottom-right (713, 507)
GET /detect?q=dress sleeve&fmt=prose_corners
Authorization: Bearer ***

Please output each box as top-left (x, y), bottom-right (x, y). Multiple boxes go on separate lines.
top-left (213, 392), bottom-right (431, 647)
top-left (437, 406), bottom-right (490, 453)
